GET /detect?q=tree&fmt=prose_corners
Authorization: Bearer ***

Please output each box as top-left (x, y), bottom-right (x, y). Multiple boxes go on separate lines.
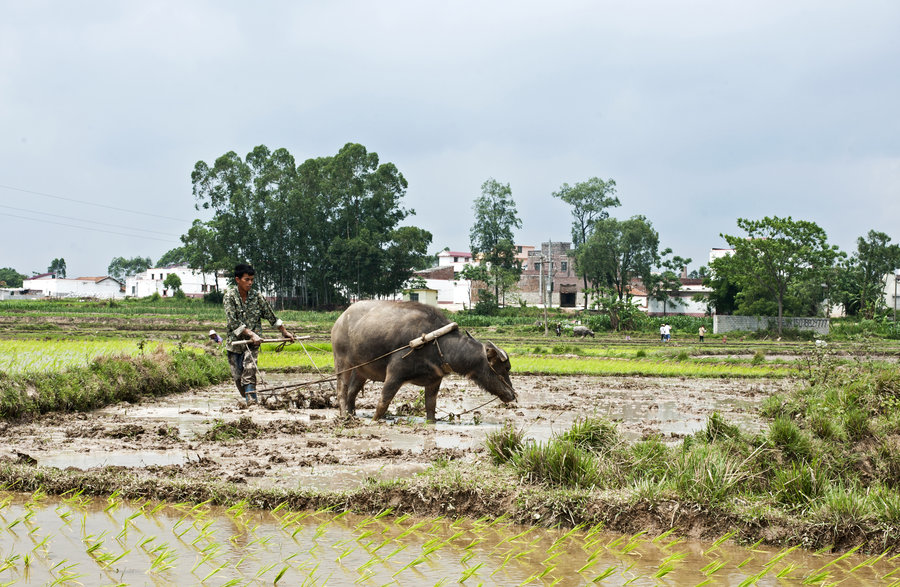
top-left (645, 253), bottom-right (692, 316)
top-left (720, 216), bottom-right (840, 335)
top-left (163, 273), bottom-right (183, 296)
top-left (552, 177), bottom-right (620, 308)
top-left (0, 267), bottom-right (26, 288)
top-left (107, 256), bottom-right (152, 280)
top-left (180, 220), bottom-right (230, 292)
top-left (48, 258), bottom-right (66, 278)
top-left (837, 230), bottom-right (900, 318)
top-left (577, 216), bottom-right (664, 329)
top-left (157, 247), bottom-right (188, 267)
top-left (578, 215), bottom-right (661, 301)
top-left (469, 178), bottom-right (523, 304)
top-left (191, 143), bottom-right (430, 308)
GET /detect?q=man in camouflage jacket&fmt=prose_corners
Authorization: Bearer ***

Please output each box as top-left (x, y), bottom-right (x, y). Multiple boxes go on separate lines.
top-left (224, 263), bottom-right (294, 404)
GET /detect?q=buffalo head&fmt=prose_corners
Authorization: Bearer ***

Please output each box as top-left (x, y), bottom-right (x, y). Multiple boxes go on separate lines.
top-left (478, 341), bottom-right (516, 404)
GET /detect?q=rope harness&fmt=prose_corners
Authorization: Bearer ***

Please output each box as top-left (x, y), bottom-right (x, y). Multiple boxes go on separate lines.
top-left (252, 323), bottom-right (463, 401)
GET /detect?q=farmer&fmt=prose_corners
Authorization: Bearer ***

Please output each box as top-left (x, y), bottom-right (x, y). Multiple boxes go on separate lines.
top-left (224, 263), bottom-right (294, 404)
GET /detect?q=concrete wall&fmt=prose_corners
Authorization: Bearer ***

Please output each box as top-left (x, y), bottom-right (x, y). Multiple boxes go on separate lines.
top-left (713, 315), bottom-right (830, 335)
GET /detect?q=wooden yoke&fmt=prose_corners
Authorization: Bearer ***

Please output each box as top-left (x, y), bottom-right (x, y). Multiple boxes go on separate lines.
top-left (408, 322), bottom-right (458, 349)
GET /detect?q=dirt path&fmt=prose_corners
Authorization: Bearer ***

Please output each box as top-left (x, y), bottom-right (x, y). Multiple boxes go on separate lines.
top-left (0, 374), bottom-right (794, 491)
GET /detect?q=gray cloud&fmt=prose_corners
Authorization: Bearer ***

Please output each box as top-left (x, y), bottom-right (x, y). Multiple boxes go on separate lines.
top-left (1, 0), bottom-right (897, 277)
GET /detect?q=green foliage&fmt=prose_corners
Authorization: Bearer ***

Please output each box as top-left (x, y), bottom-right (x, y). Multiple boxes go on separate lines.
top-left (468, 178), bottom-right (523, 303)
top-left (107, 256), bottom-right (152, 280)
top-left (768, 417), bottom-right (814, 463)
top-left (834, 230), bottom-right (900, 319)
top-left (718, 216), bottom-right (842, 333)
top-left (485, 423), bottom-right (526, 464)
top-left (772, 461), bottom-right (822, 509)
top-left (47, 257), bottom-right (67, 278)
top-left (511, 440), bottom-right (600, 488)
top-left (203, 290), bottom-right (225, 304)
top-left (192, 143), bottom-right (432, 308)
top-left (163, 273), bottom-right (182, 293)
top-left (704, 412), bottom-right (742, 443)
top-left (0, 350), bottom-right (228, 420)
top-left (578, 215), bottom-right (661, 306)
top-left (673, 441), bottom-right (749, 504)
top-left (0, 267), bottom-right (26, 288)
top-left (557, 417), bottom-right (619, 453)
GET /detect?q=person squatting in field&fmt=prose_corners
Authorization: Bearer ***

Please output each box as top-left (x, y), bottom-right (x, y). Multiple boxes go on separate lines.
top-left (223, 263), bottom-right (294, 404)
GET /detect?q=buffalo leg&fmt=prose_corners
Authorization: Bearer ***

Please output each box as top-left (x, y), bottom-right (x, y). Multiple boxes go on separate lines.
top-left (336, 371), bottom-right (350, 416)
top-left (424, 383), bottom-right (440, 423)
top-left (373, 376), bottom-right (404, 421)
top-left (345, 373), bottom-right (366, 414)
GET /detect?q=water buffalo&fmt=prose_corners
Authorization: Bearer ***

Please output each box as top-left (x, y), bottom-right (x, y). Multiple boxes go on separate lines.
top-left (573, 325), bottom-right (595, 338)
top-left (331, 300), bottom-right (517, 422)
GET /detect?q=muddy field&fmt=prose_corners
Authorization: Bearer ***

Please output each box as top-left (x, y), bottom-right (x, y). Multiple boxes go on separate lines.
top-left (0, 373), bottom-right (795, 491)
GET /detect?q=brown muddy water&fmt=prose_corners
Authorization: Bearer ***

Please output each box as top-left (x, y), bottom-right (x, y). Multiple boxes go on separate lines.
top-left (0, 492), bottom-right (897, 586)
top-left (1, 374), bottom-right (790, 492)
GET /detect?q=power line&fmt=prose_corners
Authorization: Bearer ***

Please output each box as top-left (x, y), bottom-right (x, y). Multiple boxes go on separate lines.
top-left (4, 212), bottom-right (178, 243)
top-left (0, 183), bottom-right (191, 222)
top-left (0, 203), bottom-right (183, 238)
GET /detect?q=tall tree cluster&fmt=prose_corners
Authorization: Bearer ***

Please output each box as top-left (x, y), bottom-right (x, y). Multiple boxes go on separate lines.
top-left (189, 143), bottom-right (432, 308)
top-left (712, 216), bottom-right (842, 334)
top-left (468, 178), bottom-right (523, 306)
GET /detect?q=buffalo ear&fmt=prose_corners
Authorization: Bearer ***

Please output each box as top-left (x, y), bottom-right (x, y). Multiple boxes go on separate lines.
top-left (484, 342), bottom-right (508, 364)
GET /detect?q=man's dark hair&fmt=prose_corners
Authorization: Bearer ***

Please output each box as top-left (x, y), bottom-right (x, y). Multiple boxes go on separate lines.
top-left (234, 263), bottom-right (255, 279)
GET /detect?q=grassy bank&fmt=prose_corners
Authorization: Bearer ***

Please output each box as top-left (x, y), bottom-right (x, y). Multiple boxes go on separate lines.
top-left (0, 348), bottom-right (229, 419)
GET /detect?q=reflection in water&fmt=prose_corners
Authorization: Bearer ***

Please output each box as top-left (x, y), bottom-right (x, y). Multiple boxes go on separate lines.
top-left (0, 492), bottom-right (895, 586)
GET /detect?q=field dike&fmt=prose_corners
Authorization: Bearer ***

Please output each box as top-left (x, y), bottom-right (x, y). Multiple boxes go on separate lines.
top-left (0, 458), bottom-right (896, 558)
top-left (0, 346), bottom-right (229, 419)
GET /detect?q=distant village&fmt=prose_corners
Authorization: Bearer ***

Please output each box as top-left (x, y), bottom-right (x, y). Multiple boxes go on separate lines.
top-left (3, 241), bottom-right (897, 318)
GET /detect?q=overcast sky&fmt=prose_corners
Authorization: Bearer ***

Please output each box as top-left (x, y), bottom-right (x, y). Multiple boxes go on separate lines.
top-left (2, 1), bottom-right (898, 278)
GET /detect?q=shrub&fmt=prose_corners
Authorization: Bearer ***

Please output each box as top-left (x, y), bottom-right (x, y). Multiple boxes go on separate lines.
top-left (704, 412), bottom-right (742, 443)
top-left (772, 460), bottom-right (822, 509)
top-left (627, 437), bottom-right (671, 483)
top-left (203, 290), bottom-right (225, 304)
top-left (557, 417), bottom-right (619, 454)
top-left (485, 422), bottom-right (526, 464)
top-left (511, 440), bottom-right (600, 488)
top-left (673, 442), bottom-right (749, 504)
top-left (814, 482), bottom-right (873, 528)
top-left (768, 416), bottom-right (815, 463)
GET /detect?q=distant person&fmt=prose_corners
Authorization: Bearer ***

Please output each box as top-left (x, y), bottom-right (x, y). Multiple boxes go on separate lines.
top-left (699, 326), bottom-right (706, 343)
top-left (555, 323), bottom-right (562, 337)
top-left (659, 324), bottom-right (666, 342)
top-left (663, 323), bottom-right (671, 342)
top-left (224, 263), bottom-right (295, 405)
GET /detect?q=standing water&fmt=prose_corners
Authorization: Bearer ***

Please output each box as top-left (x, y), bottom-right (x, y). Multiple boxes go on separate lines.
top-left (0, 491), bottom-right (896, 585)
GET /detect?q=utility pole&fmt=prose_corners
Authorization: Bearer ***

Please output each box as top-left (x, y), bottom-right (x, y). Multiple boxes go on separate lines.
top-left (541, 246), bottom-right (548, 336)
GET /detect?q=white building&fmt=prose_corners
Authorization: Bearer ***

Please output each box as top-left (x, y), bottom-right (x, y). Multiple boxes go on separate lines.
top-left (436, 251), bottom-right (474, 277)
top-left (125, 265), bottom-right (228, 298)
top-left (0, 288), bottom-right (43, 301)
top-left (22, 273), bottom-right (125, 299)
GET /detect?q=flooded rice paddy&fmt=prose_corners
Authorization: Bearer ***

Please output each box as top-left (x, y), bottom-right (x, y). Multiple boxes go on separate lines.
top-left (1, 374), bottom-right (788, 492)
top-left (0, 491), bottom-right (897, 586)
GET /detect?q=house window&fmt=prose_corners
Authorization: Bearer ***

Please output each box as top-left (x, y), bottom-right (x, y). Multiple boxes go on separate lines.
top-left (517, 246), bottom-right (522, 253)
top-left (534, 262), bottom-right (541, 272)
top-left (410, 293), bottom-right (419, 302)
top-left (150, 274), bottom-right (154, 280)
top-left (561, 261), bottom-right (568, 272)
top-left (454, 257), bottom-right (460, 263)
top-left (522, 262), bottom-right (528, 270)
